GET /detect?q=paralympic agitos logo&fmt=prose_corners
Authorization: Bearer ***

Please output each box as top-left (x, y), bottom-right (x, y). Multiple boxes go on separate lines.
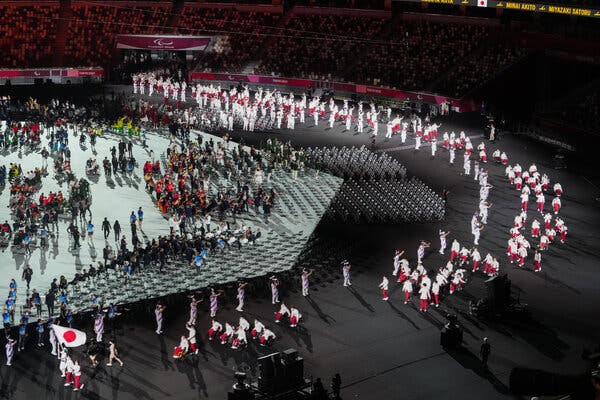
top-left (153, 38), bottom-right (174, 47)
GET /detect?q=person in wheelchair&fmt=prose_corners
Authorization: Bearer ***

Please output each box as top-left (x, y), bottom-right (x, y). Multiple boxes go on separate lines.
top-left (126, 157), bottom-right (136, 173)
top-left (103, 158), bottom-right (111, 176)
top-left (1, 220), bottom-right (12, 237)
top-left (85, 159), bottom-right (99, 175)
top-left (24, 170), bottom-right (37, 185)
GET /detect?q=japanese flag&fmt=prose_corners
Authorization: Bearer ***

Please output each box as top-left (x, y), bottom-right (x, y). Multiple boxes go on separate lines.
top-left (52, 325), bottom-right (87, 347)
top-left (477, 0), bottom-right (488, 6)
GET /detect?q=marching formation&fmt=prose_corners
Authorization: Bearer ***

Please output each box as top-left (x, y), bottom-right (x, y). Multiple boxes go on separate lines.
top-left (131, 74), bottom-right (453, 142)
top-left (505, 163), bottom-right (566, 272)
top-left (172, 287), bottom-right (304, 358)
top-left (370, 117), bottom-right (569, 311)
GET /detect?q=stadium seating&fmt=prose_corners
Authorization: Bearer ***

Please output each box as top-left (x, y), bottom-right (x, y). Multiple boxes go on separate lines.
top-left (255, 14), bottom-right (387, 81)
top-left (64, 3), bottom-right (170, 67)
top-left (538, 89), bottom-right (600, 132)
top-left (0, 1), bottom-right (594, 111)
top-left (434, 43), bottom-right (529, 97)
top-left (178, 7), bottom-right (280, 73)
top-left (0, 3), bottom-right (59, 67)
top-left (253, 15), bottom-right (506, 92)
top-left (346, 19), bottom-right (491, 91)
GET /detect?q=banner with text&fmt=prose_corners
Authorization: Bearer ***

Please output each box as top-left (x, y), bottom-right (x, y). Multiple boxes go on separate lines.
top-left (116, 35), bottom-right (212, 51)
top-left (408, 0), bottom-right (600, 18)
top-left (0, 68), bottom-right (104, 78)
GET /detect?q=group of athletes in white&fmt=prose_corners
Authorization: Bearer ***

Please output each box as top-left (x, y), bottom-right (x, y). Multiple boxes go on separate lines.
top-left (133, 72), bottom-right (188, 106)
top-left (377, 241), bottom-right (471, 312)
top-left (132, 73), bottom-right (454, 139)
top-left (505, 162), bottom-right (566, 271)
top-left (374, 123), bottom-right (569, 309)
top-left (424, 128), bottom-right (568, 277)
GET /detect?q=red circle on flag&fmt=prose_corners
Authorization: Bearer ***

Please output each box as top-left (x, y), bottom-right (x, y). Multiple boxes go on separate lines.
top-left (63, 330), bottom-right (76, 343)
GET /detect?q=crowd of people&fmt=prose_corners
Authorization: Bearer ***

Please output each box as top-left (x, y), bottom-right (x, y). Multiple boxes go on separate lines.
top-left (179, 304), bottom-right (280, 355)
top-left (143, 128), bottom-right (280, 227)
top-left (169, 276), bottom-right (300, 358)
top-left (0, 70), bottom-right (572, 400)
top-left (130, 77), bottom-right (451, 145)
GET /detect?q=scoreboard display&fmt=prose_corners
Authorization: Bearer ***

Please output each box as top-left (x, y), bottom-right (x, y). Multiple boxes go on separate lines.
top-left (402, 0), bottom-right (600, 18)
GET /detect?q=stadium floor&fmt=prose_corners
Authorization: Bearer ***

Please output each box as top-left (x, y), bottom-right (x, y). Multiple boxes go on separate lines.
top-left (2, 92), bottom-right (600, 400)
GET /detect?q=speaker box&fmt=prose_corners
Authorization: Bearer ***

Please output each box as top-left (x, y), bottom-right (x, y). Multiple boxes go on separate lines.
top-left (281, 348), bottom-right (298, 363)
top-left (283, 357), bottom-right (304, 387)
top-left (258, 352), bottom-right (284, 393)
top-left (257, 352), bottom-right (280, 380)
top-left (485, 274), bottom-right (511, 309)
top-left (440, 325), bottom-right (463, 348)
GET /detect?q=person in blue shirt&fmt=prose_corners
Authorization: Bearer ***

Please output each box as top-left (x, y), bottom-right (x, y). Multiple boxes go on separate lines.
top-left (18, 321), bottom-right (27, 352)
top-left (106, 303), bottom-right (123, 336)
top-left (40, 228), bottom-right (48, 247)
top-left (129, 211), bottom-right (137, 225)
top-left (65, 310), bottom-right (73, 327)
top-left (137, 207), bottom-right (143, 229)
top-left (9, 279), bottom-right (17, 292)
top-left (123, 264), bottom-right (131, 284)
top-left (107, 304), bottom-right (119, 320)
top-left (2, 308), bottom-right (11, 329)
top-left (193, 253), bottom-right (203, 270)
top-left (87, 222), bottom-right (94, 243)
top-left (6, 297), bottom-right (15, 314)
top-left (36, 319), bottom-right (45, 347)
top-left (31, 289), bottom-right (42, 317)
top-left (91, 294), bottom-right (99, 308)
top-left (23, 234), bottom-right (31, 254)
top-left (20, 311), bottom-right (30, 325)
